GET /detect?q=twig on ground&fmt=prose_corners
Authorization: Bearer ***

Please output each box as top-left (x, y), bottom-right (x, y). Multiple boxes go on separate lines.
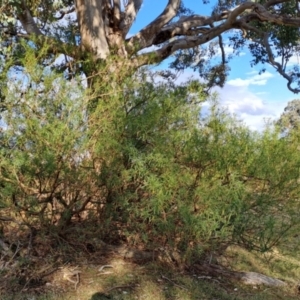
top-left (161, 274), bottom-right (188, 291)
top-left (98, 264), bottom-right (114, 272)
top-left (105, 284), bottom-right (136, 293)
top-left (98, 264), bottom-right (114, 275)
top-left (10, 240), bottom-right (21, 262)
top-left (74, 272), bottom-right (80, 290)
top-left (61, 266), bottom-right (81, 290)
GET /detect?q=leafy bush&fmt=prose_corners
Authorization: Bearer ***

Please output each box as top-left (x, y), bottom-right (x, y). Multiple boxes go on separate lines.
top-left (0, 48), bottom-right (300, 262)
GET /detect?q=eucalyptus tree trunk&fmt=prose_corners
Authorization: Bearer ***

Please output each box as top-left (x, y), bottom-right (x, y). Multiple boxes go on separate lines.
top-left (1, 0), bottom-right (300, 91)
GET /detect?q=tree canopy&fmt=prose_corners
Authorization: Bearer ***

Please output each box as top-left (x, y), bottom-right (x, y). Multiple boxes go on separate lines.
top-left (1, 0), bottom-right (300, 91)
top-left (277, 99), bottom-right (300, 132)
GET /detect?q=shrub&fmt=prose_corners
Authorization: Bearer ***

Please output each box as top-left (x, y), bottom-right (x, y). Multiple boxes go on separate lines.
top-left (0, 50), bottom-right (300, 262)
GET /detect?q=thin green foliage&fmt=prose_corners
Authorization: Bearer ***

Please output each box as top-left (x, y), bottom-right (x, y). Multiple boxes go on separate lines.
top-left (0, 44), bottom-right (300, 263)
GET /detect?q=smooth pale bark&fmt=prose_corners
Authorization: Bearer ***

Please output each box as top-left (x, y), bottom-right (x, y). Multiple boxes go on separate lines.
top-left (75, 0), bottom-right (110, 59)
top-left (10, 0), bottom-right (300, 91)
top-left (120, 0), bottom-right (143, 38)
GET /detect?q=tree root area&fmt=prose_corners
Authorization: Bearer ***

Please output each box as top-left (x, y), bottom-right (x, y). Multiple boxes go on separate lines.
top-left (0, 235), bottom-right (288, 296)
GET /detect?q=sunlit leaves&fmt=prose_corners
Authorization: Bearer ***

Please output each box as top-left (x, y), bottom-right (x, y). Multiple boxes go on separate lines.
top-left (1, 43), bottom-right (300, 257)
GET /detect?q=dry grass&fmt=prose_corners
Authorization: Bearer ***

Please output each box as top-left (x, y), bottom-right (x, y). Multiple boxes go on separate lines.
top-left (1, 225), bottom-right (300, 300)
top-left (2, 245), bottom-right (300, 300)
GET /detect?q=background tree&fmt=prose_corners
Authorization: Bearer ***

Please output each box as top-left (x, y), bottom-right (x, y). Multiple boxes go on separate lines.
top-left (277, 99), bottom-right (300, 132)
top-left (1, 0), bottom-right (300, 92)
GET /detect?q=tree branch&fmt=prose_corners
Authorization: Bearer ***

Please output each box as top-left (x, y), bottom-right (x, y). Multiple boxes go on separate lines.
top-left (120, 0), bottom-right (143, 38)
top-left (126, 0), bottom-right (181, 52)
top-left (54, 6), bottom-right (76, 21)
top-left (234, 20), bottom-right (263, 37)
top-left (135, 18), bottom-right (231, 66)
top-left (253, 3), bottom-right (300, 26)
top-left (151, 13), bottom-right (226, 45)
top-left (17, 0), bottom-right (42, 35)
top-left (130, 1), bottom-right (300, 63)
top-left (218, 32), bottom-right (226, 65)
top-left (262, 33), bottom-right (300, 93)
top-left (264, 0), bottom-right (291, 9)
top-left (127, 2), bottom-right (255, 56)
top-left (149, 0), bottom-right (300, 49)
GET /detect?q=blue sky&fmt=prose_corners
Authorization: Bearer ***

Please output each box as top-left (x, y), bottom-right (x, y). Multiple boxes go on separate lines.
top-left (130, 0), bottom-right (299, 131)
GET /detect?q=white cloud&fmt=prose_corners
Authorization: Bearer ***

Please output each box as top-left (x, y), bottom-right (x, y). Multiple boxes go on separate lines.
top-left (174, 70), bottom-right (200, 84)
top-left (227, 71), bottom-right (273, 87)
top-left (215, 84), bottom-right (288, 131)
top-left (168, 70), bottom-right (290, 131)
top-left (255, 91), bottom-right (268, 95)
